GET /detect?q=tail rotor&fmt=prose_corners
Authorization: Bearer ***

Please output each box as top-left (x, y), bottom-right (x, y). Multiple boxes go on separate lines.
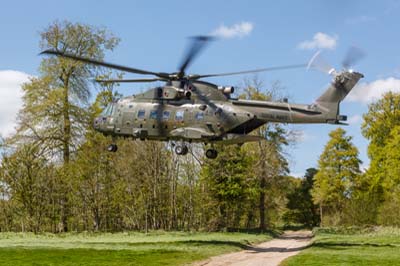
top-left (308, 46), bottom-right (366, 77)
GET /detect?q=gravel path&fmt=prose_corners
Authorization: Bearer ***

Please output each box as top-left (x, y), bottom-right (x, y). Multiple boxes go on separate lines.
top-left (193, 230), bottom-right (312, 266)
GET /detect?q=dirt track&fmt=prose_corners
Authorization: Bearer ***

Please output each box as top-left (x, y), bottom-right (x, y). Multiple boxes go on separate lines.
top-left (194, 230), bottom-right (312, 266)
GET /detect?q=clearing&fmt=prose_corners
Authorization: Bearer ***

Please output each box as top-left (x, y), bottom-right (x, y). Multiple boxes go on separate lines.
top-left (282, 227), bottom-right (400, 266)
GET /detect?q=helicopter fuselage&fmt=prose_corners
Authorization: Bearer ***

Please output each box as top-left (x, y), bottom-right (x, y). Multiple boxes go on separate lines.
top-left (94, 73), bottom-right (361, 145)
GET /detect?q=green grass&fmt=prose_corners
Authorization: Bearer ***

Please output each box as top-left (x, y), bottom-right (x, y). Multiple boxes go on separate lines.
top-left (0, 231), bottom-right (273, 265)
top-left (281, 227), bottom-right (400, 266)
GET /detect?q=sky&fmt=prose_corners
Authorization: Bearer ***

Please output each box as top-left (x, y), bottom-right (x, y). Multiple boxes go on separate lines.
top-left (1, 0), bottom-right (400, 176)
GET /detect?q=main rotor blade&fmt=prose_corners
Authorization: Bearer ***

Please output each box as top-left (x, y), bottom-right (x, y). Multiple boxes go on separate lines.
top-left (40, 49), bottom-right (169, 78)
top-left (95, 78), bottom-right (166, 83)
top-left (307, 51), bottom-right (335, 75)
top-left (178, 36), bottom-right (214, 77)
top-left (191, 64), bottom-right (307, 79)
top-left (342, 46), bottom-right (366, 69)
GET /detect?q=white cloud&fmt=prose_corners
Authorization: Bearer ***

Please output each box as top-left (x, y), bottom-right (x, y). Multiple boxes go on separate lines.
top-left (346, 77), bottom-right (400, 103)
top-left (212, 22), bottom-right (254, 39)
top-left (347, 114), bottom-right (362, 125)
top-left (298, 32), bottom-right (338, 50)
top-left (0, 70), bottom-right (31, 137)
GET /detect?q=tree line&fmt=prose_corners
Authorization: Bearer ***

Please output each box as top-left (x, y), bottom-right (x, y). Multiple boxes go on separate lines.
top-left (0, 21), bottom-right (399, 233)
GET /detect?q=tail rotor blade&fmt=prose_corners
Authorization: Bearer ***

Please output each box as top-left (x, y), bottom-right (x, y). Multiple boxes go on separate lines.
top-left (342, 46), bottom-right (366, 69)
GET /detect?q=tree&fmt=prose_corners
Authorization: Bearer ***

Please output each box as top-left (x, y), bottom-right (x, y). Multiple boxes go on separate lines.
top-left (241, 77), bottom-right (291, 230)
top-left (8, 21), bottom-right (119, 232)
top-left (14, 21), bottom-right (119, 161)
top-left (362, 92), bottom-right (400, 196)
top-left (0, 144), bottom-right (55, 232)
top-left (312, 128), bottom-right (362, 226)
top-left (383, 126), bottom-right (400, 190)
top-left (360, 92), bottom-right (400, 225)
top-left (200, 145), bottom-right (255, 230)
top-left (375, 126), bottom-right (400, 226)
top-left (285, 168), bottom-right (320, 227)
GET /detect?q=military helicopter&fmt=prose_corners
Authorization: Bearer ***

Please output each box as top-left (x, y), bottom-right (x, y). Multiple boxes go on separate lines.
top-left (41, 37), bottom-right (364, 159)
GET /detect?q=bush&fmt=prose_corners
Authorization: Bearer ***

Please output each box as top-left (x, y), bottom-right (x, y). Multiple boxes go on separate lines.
top-left (378, 194), bottom-right (400, 226)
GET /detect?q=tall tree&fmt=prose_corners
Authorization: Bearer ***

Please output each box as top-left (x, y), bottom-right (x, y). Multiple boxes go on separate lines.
top-left (312, 128), bottom-right (361, 226)
top-left (374, 125), bottom-right (400, 226)
top-left (241, 77), bottom-right (291, 230)
top-left (9, 21), bottom-right (119, 232)
top-left (362, 92), bottom-right (400, 196)
top-left (14, 21), bottom-right (120, 161)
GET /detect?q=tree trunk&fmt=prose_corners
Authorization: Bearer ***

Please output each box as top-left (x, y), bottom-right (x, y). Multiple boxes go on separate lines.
top-left (61, 77), bottom-right (71, 232)
top-left (259, 176), bottom-right (266, 231)
top-left (319, 204), bottom-right (323, 227)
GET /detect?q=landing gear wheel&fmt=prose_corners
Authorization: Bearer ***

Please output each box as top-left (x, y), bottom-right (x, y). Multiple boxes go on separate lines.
top-left (205, 149), bottom-right (218, 159)
top-left (107, 144), bottom-right (118, 152)
top-left (175, 145), bottom-right (189, 155)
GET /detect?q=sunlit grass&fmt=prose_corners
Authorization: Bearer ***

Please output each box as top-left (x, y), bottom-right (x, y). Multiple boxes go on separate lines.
top-left (0, 231), bottom-right (273, 265)
top-left (281, 227), bottom-right (400, 266)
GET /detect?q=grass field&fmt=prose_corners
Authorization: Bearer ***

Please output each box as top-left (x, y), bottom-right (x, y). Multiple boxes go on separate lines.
top-left (0, 231), bottom-right (274, 265)
top-left (282, 227), bottom-right (400, 266)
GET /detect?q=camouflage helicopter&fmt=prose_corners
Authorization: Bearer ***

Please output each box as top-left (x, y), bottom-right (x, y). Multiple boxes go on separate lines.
top-left (41, 37), bottom-right (364, 159)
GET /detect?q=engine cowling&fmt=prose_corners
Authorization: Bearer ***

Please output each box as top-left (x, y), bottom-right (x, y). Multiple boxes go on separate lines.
top-left (218, 86), bottom-right (235, 94)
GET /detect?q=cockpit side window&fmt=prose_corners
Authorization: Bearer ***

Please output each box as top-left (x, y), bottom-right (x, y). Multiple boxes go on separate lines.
top-left (195, 112), bottom-right (204, 120)
top-left (162, 111), bottom-right (170, 120)
top-left (175, 110), bottom-right (184, 121)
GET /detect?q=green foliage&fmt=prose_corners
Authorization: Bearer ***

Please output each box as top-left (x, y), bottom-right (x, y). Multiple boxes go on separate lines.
top-left (377, 188), bottom-right (400, 226)
top-left (200, 145), bottom-right (256, 230)
top-left (202, 145), bottom-right (253, 201)
top-left (361, 92), bottom-right (400, 225)
top-left (284, 168), bottom-right (320, 227)
top-left (12, 21), bottom-right (120, 159)
top-left (312, 128), bottom-right (362, 226)
top-left (381, 126), bottom-right (400, 190)
top-left (362, 92), bottom-right (400, 194)
top-left (0, 144), bottom-right (56, 232)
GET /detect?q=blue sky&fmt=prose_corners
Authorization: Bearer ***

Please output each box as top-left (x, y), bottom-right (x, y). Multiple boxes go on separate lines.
top-left (1, 0), bottom-right (400, 176)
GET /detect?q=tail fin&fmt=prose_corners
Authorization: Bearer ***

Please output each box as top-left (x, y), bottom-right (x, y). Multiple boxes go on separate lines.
top-left (316, 71), bottom-right (363, 122)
